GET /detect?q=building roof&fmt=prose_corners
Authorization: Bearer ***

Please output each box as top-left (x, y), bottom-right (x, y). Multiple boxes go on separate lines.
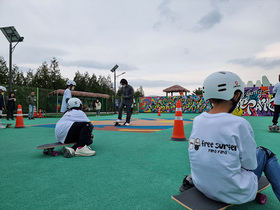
top-left (163, 85), bottom-right (190, 93)
top-left (48, 89), bottom-right (110, 99)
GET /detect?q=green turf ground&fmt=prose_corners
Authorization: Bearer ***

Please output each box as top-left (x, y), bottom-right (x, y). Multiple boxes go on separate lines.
top-left (0, 113), bottom-right (279, 210)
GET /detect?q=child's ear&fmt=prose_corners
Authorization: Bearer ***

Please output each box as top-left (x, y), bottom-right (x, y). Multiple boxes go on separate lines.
top-left (233, 91), bottom-right (241, 101)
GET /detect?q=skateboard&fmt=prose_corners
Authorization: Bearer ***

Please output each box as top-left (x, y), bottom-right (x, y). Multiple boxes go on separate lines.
top-left (172, 176), bottom-right (270, 210)
top-left (114, 120), bottom-right (125, 126)
top-left (268, 125), bottom-right (280, 132)
top-left (2, 123), bottom-right (12, 128)
top-left (36, 142), bottom-right (77, 156)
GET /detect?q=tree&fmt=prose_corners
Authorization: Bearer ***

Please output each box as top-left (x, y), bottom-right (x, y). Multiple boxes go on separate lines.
top-left (0, 56), bottom-right (8, 85)
top-left (134, 85), bottom-right (144, 100)
top-left (11, 64), bottom-right (25, 86)
top-left (24, 69), bottom-right (34, 87)
top-left (33, 61), bottom-right (51, 88)
top-left (88, 73), bottom-right (98, 92)
top-left (98, 75), bottom-right (114, 95)
top-left (74, 70), bottom-right (89, 91)
top-left (49, 57), bottom-right (66, 89)
top-left (192, 87), bottom-right (203, 95)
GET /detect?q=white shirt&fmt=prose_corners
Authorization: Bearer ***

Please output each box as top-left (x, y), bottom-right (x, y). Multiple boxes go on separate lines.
top-left (55, 109), bottom-right (90, 143)
top-left (95, 102), bottom-right (101, 110)
top-left (60, 89), bottom-right (72, 113)
top-left (273, 82), bottom-right (280, 105)
top-left (189, 112), bottom-right (258, 204)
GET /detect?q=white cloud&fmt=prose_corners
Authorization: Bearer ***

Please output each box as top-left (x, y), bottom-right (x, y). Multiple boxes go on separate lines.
top-left (257, 43), bottom-right (280, 58)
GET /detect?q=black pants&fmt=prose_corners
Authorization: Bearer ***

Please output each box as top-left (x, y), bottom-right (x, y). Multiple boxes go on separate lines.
top-left (272, 104), bottom-right (280, 125)
top-left (64, 122), bottom-right (94, 150)
top-left (6, 108), bottom-right (14, 120)
top-left (118, 103), bottom-right (132, 123)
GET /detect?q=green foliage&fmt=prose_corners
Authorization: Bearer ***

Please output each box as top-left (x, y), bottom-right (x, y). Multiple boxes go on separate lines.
top-left (0, 57), bottom-right (9, 85)
top-left (0, 56), bottom-right (146, 112)
top-left (0, 57), bottom-right (67, 90)
top-left (134, 86), bottom-right (144, 100)
top-left (192, 87), bottom-right (203, 95)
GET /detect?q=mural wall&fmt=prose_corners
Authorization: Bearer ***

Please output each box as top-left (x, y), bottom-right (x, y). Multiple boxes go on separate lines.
top-left (233, 86), bottom-right (274, 116)
top-left (139, 95), bottom-right (212, 113)
top-left (139, 86), bottom-right (275, 116)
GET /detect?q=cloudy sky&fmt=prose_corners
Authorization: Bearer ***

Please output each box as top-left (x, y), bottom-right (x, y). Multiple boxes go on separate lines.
top-left (0, 0), bottom-right (280, 96)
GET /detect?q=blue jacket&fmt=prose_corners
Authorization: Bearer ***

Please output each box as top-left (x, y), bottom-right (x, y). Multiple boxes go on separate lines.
top-left (0, 93), bottom-right (4, 109)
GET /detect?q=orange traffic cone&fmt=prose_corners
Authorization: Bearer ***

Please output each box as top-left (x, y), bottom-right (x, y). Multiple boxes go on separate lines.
top-left (15, 104), bottom-right (25, 128)
top-left (34, 106), bottom-right (37, 118)
top-left (169, 100), bottom-right (187, 141)
top-left (158, 108), bottom-right (161, 116)
top-left (38, 109), bottom-right (43, 118)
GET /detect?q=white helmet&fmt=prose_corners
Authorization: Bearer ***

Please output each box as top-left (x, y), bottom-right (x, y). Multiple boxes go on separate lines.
top-left (67, 98), bottom-right (82, 109)
top-left (66, 80), bottom-right (76, 86)
top-left (0, 86), bottom-right (6, 92)
top-left (203, 71), bottom-right (244, 101)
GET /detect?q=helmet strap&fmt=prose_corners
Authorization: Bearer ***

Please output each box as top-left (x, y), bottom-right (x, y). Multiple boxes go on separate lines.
top-left (228, 94), bottom-right (241, 113)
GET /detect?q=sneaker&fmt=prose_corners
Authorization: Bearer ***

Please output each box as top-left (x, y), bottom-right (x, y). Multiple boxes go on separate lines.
top-left (179, 175), bottom-right (194, 192)
top-left (0, 125), bottom-right (5, 129)
top-left (62, 146), bottom-right (75, 158)
top-left (75, 145), bottom-right (96, 156)
top-left (124, 123), bottom-right (130, 126)
top-left (116, 119), bottom-right (122, 122)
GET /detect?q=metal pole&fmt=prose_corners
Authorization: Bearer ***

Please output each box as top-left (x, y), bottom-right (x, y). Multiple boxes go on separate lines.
top-left (56, 91), bottom-right (58, 114)
top-left (114, 70), bottom-right (116, 114)
top-left (9, 38), bottom-right (12, 93)
top-left (37, 87), bottom-right (39, 112)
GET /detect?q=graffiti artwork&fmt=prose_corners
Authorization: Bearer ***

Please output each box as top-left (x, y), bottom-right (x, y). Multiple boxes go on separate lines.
top-left (139, 95), bottom-right (212, 113)
top-left (139, 86), bottom-right (275, 116)
top-left (233, 86), bottom-right (274, 116)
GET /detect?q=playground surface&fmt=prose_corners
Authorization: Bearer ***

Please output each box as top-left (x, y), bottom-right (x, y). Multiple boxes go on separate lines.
top-left (0, 113), bottom-right (279, 210)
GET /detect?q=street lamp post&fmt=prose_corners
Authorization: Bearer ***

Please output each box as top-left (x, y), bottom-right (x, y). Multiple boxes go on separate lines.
top-left (110, 64), bottom-right (119, 114)
top-left (0, 26), bottom-right (24, 93)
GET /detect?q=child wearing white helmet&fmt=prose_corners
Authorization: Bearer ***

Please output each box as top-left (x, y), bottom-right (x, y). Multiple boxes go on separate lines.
top-left (55, 97), bottom-right (95, 157)
top-left (0, 86), bottom-right (6, 129)
top-left (60, 80), bottom-right (76, 113)
top-left (179, 71), bottom-right (280, 203)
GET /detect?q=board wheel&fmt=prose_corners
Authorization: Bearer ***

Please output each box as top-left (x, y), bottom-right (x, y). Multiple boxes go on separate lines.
top-left (52, 151), bottom-right (59, 156)
top-left (255, 193), bottom-right (267, 204)
top-left (43, 151), bottom-right (48, 155)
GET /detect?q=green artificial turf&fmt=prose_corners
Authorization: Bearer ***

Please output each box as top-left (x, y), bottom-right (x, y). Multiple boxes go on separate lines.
top-left (0, 113), bottom-right (279, 210)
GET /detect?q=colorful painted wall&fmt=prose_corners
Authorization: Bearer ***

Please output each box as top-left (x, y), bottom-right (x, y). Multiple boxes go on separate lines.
top-left (233, 86), bottom-right (274, 116)
top-left (139, 86), bottom-right (275, 116)
top-left (139, 95), bottom-right (212, 113)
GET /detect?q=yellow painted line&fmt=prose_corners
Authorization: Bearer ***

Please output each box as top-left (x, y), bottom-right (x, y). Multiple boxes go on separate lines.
top-left (119, 129), bottom-right (162, 132)
top-left (158, 120), bottom-right (174, 123)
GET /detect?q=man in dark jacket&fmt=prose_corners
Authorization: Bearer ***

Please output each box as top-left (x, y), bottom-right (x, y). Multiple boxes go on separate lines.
top-left (117, 79), bottom-right (134, 126)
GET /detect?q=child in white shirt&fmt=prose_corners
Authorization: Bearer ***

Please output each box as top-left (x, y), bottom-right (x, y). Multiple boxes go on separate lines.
top-left (60, 80), bottom-right (76, 113)
top-left (55, 98), bottom-right (95, 157)
top-left (180, 71), bottom-right (280, 204)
